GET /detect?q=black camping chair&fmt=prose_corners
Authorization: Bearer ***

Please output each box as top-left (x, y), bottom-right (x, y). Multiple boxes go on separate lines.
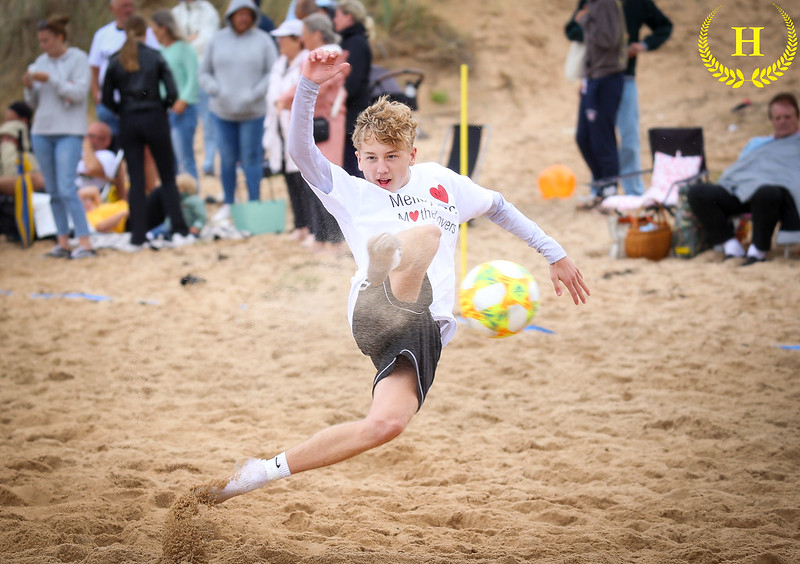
top-left (438, 124), bottom-right (492, 181)
top-left (439, 124), bottom-right (492, 228)
top-left (647, 127), bottom-right (708, 184)
top-left (369, 66), bottom-right (425, 111)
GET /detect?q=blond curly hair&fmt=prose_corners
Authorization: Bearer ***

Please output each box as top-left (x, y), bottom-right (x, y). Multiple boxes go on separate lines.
top-left (352, 96), bottom-right (417, 152)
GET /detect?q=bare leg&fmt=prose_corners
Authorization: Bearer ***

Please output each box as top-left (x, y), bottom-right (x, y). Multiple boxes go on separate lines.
top-left (286, 224), bottom-right (443, 472)
top-left (204, 226), bottom-right (442, 504)
top-left (206, 360), bottom-right (420, 504)
top-left (366, 232), bottom-right (402, 284)
top-left (388, 224), bottom-right (442, 302)
top-left (285, 358), bottom-right (420, 473)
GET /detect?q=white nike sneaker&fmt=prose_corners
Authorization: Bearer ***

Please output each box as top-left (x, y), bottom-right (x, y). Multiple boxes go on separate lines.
top-left (170, 233), bottom-right (197, 248)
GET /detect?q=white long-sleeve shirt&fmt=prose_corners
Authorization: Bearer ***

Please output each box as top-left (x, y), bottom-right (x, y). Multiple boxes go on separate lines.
top-left (288, 76), bottom-right (565, 345)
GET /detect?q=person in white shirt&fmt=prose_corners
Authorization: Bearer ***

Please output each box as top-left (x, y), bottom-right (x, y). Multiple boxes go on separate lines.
top-left (194, 49), bottom-right (590, 505)
top-left (76, 121), bottom-right (126, 199)
top-left (262, 19), bottom-right (311, 241)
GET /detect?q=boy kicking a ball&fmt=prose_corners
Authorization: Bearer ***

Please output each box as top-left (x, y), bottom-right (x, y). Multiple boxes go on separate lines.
top-left (203, 49), bottom-right (590, 503)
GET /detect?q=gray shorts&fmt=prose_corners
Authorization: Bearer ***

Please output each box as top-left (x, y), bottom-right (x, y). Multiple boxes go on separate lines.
top-left (351, 276), bottom-right (442, 410)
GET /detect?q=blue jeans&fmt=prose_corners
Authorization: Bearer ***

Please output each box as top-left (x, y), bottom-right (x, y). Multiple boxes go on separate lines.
top-left (96, 103), bottom-right (120, 139)
top-left (169, 104), bottom-right (199, 181)
top-left (197, 87), bottom-right (216, 173)
top-left (212, 114), bottom-right (264, 203)
top-left (32, 134), bottom-right (89, 238)
top-left (617, 76), bottom-right (644, 195)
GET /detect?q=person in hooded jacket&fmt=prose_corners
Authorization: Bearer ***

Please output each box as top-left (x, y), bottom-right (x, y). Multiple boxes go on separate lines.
top-left (199, 0), bottom-right (278, 216)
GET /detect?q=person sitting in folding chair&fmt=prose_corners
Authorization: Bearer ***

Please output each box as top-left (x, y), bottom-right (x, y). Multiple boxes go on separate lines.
top-left (76, 121), bottom-right (127, 202)
top-left (687, 92), bottom-right (800, 266)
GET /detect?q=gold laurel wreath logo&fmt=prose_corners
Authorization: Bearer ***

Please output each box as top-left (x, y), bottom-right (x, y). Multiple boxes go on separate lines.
top-left (698, 3), bottom-right (796, 89)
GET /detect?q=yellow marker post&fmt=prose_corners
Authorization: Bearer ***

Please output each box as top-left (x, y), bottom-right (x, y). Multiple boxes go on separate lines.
top-left (459, 64), bottom-right (469, 285)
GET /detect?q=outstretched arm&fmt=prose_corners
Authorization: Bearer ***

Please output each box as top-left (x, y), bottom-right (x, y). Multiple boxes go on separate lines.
top-left (288, 49), bottom-right (352, 194)
top-left (484, 191), bottom-right (590, 304)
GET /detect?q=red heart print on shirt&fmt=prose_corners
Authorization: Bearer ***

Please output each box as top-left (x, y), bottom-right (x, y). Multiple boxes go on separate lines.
top-left (429, 185), bottom-right (448, 203)
top-left (409, 211), bottom-right (419, 222)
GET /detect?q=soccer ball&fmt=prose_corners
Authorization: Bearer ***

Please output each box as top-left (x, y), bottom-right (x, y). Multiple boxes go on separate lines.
top-left (459, 260), bottom-right (540, 338)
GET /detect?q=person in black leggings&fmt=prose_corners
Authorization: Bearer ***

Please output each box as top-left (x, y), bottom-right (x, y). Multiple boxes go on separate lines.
top-left (102, 14), bottom-right (189, 247)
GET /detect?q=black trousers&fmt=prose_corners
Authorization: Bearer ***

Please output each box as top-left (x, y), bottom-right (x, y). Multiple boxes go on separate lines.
top-left (687, 183), bottom-right (800, 251)
top-left (284, 171), bottom-right (311, 231)
top-left (118, 110), bottom-right (188, 245)
top-left (576, 72), bottom-right (624, 195)
top-left (305, 181), bottom-right (344, 244)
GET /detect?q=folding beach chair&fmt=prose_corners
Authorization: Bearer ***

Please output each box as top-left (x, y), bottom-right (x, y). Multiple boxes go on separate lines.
top-left (33, 149), bottom-right (127, 240)
top-left (14, 130), bottom-right (35, 248)
top-left (439, 124), bottom-right (492, 181)
top-left (98, 149), bottom-right (126, 202)
top-left (600, 127), bottom-right (708, 213)
top-left (601, 128), bottom-right (710, 259)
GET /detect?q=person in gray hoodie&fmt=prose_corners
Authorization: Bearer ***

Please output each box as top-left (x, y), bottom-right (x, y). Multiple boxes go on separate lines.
top-left (199, 0), bottom-right (278, 211)
top-left (24, 15), bottom-right (95, 258)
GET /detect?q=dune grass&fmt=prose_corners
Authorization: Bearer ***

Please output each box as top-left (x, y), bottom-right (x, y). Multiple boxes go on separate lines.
top-left (0, 0), bottom-right (469, 113)
top-left (0, 1), bottom-right (109, 112)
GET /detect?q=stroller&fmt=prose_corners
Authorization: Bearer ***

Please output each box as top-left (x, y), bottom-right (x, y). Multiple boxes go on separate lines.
top-left (368, 66), bottom-right (425, 111)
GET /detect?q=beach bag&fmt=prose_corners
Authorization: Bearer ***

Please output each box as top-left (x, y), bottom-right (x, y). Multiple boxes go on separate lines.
top-left (564, 41), bottom-right (585, 83)
top-left (671, 183), bottom-right (709, 259)
top-left (625, 205), bottom-right (672, 261)
top-left (230, 176), bottom-right (286, 235)
top-left (313, 117), bottom-right (329, 143)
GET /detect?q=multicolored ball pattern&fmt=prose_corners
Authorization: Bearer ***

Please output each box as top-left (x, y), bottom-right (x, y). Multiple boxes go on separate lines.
top-left (459, 260), bottom-right (540, 338)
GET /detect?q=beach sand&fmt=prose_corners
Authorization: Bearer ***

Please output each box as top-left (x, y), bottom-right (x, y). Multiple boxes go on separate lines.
top-left (1, 0), bottom-right (799, 562)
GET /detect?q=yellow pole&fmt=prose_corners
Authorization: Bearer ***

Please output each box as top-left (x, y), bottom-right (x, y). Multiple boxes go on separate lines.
top-left (459, 64), bottom-right (469, 285)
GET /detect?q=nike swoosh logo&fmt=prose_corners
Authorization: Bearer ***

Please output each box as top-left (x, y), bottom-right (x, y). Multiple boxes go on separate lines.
top-left (275, 456), bottom-right (281, 468)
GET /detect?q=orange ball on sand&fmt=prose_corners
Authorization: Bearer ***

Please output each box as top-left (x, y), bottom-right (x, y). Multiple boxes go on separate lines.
top-left (538, 164), bottom-right (577, 199)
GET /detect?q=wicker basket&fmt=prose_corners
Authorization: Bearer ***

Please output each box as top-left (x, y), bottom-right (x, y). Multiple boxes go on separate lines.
top-left (624, 206), bottom-right (672, 261)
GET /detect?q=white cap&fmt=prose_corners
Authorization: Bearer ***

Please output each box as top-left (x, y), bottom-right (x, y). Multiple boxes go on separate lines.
top-left (271, 19), bottom-right (303, 37)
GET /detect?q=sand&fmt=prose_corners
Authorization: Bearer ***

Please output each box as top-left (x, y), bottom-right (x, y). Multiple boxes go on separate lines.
top-left (1, 0), bottom-right (799, 562)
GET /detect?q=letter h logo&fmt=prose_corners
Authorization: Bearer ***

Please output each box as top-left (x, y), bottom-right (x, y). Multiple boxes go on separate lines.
top-left (731, 26), bottom-right (765, 56)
